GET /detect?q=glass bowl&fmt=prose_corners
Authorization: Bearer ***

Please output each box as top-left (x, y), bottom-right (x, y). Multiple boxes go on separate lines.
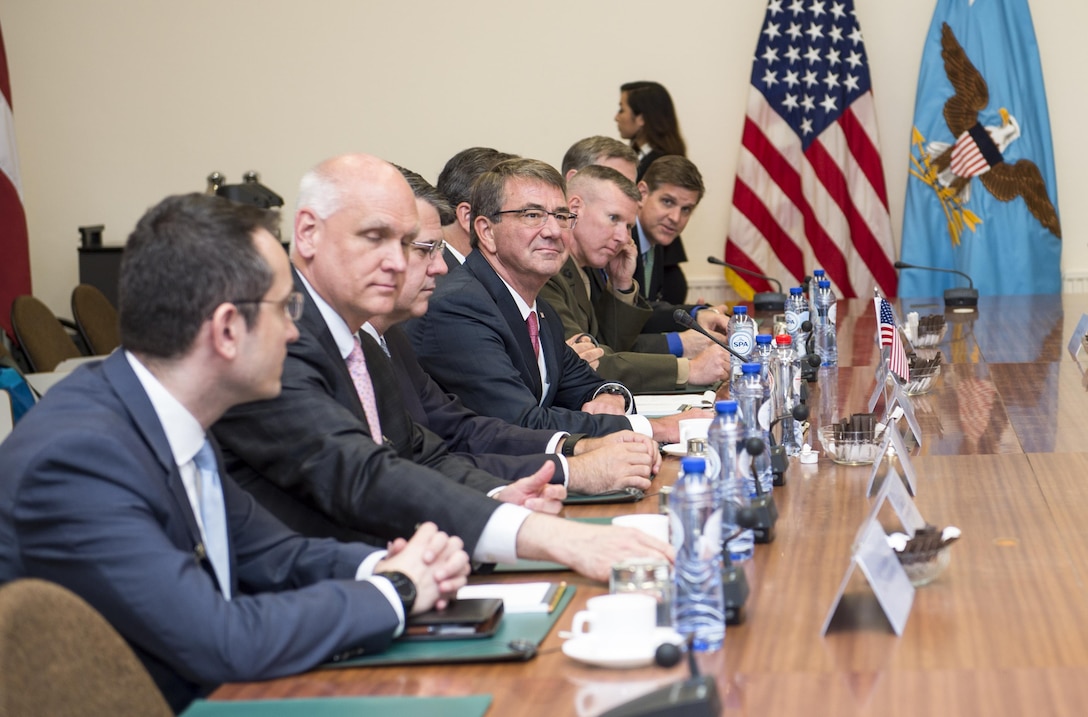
top-left (905, 363), bottom-right (941, 396)
top-left (818, 425), bottom-right (881, 466)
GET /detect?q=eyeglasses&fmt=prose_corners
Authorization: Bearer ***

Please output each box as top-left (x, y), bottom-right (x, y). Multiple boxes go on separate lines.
top-left (409, 239), bottom-right (447, 258)
top-left (231, 291), bottom-right (305, 321)
top-left (490, 208), bottom-right (578, 230)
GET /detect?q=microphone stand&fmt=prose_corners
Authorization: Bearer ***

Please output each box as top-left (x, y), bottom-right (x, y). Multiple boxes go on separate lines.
top-left (707, 256), bottom-right (787, 311)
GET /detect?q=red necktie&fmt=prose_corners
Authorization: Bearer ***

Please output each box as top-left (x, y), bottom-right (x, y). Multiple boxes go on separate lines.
top-left (526, 311), bottom-right (540, 358)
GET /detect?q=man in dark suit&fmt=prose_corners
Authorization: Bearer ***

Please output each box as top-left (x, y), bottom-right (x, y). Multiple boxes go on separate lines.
top-left (407, 158), bottom-right (701, 445)
top-left (365, 166), bottom-right (658, 494)
top-left (0, 194), bottom-right (469, 713)
top-left (633, 156), bottom-right (732, 338)
top-left (213, 154), bottom-right (673, 581)
top-left (540, 163), bottom-right (730, 392)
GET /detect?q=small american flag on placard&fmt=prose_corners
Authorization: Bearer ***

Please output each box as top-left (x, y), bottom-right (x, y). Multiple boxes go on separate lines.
top-left (875, 296), bottom-right (909, 381)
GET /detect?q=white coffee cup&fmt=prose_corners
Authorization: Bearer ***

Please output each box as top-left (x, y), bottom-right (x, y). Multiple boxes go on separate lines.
top-left (612, 514), bottom-right (670, 544)
top-left (570, 593), bottom-right (656, 647)
top-left (678, 418), bottom-right (713, 445)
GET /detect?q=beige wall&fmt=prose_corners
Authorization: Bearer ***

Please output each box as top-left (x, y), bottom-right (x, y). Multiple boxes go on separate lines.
top-left (3, 0), bottom-right (1083, 315)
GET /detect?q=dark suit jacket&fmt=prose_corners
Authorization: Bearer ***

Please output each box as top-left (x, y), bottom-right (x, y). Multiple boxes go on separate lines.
top-left (0, 352), bottom-right (397, 713)
top-left (382, 325), bottom-right (563, 482)
top-left (405, 251), bottom-right (632, 436)
top-left (214, 270), bottom-right (504, 554)
top-left (539, 258), bottom-right (679, 392)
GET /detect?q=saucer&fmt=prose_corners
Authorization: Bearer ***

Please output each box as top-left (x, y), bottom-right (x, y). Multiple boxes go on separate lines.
top-left (562, 628), bottom-right (683, 669)
top-left (661, 443), bottom-right (687, 457)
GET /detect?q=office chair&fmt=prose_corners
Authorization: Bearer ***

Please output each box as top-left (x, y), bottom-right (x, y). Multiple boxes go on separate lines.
top-left (71, 284), bottom-right (121, 355)
top-left (0, 578), bottom-right (173, 717)
top-left (9, 295), bottom-right (83, 372)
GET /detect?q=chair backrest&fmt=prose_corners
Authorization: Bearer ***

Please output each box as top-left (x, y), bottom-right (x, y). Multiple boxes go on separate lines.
top-left (71, 284), bottom-right (121, 355)
top-left (10, 296), bottom-right (83, 372)
top-left (0, 578), bottom-right (173, 717)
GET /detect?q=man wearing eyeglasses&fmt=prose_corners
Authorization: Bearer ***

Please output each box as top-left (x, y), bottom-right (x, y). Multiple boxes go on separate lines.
top-left (406, 158), bottom-right (694, 445)
top-left (214, 153), bottom-right (673, 581)
top-left (0, 193), bottom-right (471, 712)
top-left (364, 166), bottom-right (658, 495)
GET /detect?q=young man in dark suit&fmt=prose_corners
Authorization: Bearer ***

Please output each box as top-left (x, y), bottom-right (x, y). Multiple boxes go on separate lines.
top-left (0, 194), bottom-right (469, 713)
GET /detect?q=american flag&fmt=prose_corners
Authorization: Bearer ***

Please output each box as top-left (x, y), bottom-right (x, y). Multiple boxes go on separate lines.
top-left (0, 21), bottom-right (32, 338)
top-left (875, 296), bottom-right (909, 382)
top-left (724, 0), bottom-right (898, 300)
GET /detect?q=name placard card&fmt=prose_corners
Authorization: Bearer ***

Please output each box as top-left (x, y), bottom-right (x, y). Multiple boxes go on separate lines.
top-left (866, 420), bottom-right (919, 497)
top-left (868, 457), bottom-right (926, 533)
top-left (822, 517), bottom-right (916, 637)
top-left (883, 384), bottom-right (922, 452)
top-left (1067, 313), bottom-right (1088, 362)
top-left (868, 359), bottom-right (888, 413)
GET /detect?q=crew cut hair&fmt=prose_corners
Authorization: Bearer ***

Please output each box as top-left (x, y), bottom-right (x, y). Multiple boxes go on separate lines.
top-left (561, 136), bottom-right (638, 176)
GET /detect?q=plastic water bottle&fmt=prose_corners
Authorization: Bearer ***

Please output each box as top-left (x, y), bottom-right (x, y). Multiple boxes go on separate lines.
top-left (735, 363), bottom-right (774, 499)
top-left (755, 333), bottom-right (774, 405)
top-left (708, 400), bottom-right (752, 563)
top-left (727, 306), bottom-right (755, 395)
top-left (809, 268), bottom-right (826, 311)
top-left (670, 456), bottom-right (726, 652)
top-left (785, 287), bottom-right (810, 353)
top-left (771, 335), bottom-right (803, 455)
top-left (813, 279), bottom-right (838, 367)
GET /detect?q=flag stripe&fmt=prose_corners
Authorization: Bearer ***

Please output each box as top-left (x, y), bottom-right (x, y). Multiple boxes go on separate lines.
top-left (838, 105), bottom-right (890, 210)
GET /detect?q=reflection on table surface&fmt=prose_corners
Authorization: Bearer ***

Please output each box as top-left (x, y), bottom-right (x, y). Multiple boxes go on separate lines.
top-left (213, 294), bottom-right (1088, 716)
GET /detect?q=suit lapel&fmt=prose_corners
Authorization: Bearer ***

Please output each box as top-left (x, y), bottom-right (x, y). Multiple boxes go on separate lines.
top-left (100, 351), bottom-right (227, 591)
top-left (465, 252), bottom-right (543, 401)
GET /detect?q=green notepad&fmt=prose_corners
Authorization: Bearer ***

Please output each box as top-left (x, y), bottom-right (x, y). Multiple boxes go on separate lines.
top-left (182, 695), bottom-right (491, 717)
top-left (322, 585), bottom-right (575, 668)
top-left (494, 517), bottom-right (611, 573)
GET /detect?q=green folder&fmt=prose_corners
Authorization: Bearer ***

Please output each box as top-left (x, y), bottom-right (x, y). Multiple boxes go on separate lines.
top-left (494, 517), bottom-right (611, 573)
top-left (182, 695), bottom-right (491, 717)
top-left (322, 585), bottom-right (575, 668)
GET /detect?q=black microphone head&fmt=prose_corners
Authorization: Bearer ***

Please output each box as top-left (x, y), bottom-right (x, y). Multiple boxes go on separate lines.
top-left (673, 308), bottom-right (697, 330)
top-left (894, 260), bottom-right (910, 269)
top-left (707, 255), bottom-right (726, 266)
top-left (807, 353), bottom-right (822, 368)
top-left (792, 404), bottom-right (810, 421)
top-left (736, 506), bottom-right (759, 529)
top-left (654, 642), bottom-right (683, 668)
top-left (745, 437), bottom-right (765, 456)
top-left (801, 320), bottom-right (813, 332)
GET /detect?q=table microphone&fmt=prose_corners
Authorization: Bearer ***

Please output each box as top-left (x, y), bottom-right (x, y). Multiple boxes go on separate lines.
top-left (893, 260), bottom-right (978, 308)
top-left (707, 256), bottom-right (786, 311)
top-left (673, 310), bottom-right (748, 362)
top-left (601, 635), bottom-right (722, 717)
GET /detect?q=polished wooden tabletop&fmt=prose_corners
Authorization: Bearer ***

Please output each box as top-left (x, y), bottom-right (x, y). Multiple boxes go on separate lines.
top-left (213, 295), bottom-right (1088, 716)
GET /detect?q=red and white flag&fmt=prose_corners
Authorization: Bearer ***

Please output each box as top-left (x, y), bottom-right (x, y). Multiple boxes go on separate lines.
top-left (0, 22), bottom-right (32, 338)
top-left (723, 0), bottom-right (898, 300)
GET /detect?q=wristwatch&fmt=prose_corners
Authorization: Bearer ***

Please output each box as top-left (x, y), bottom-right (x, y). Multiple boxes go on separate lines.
top-left (561, 433), bottom-right (588, 457)
top-left (377, 570), bottom-right (417, 615)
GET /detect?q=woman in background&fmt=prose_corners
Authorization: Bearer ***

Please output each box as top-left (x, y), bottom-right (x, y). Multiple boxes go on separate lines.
top-left (615, 81), bottom-right (690, 304)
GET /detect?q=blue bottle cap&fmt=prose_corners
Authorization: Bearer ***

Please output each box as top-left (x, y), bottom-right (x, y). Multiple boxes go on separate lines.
top-left (741, 362), bottom-right (761, 374)
top-left (813, 268), bottom-right (826, 277)
top-left (818, 280), bottom-right (830, 288)
top-left (790, 287), bottom-right (803, 295)
top-left (714, 399), bottom-right (738, 414)
top-left (755, 333), bottom-right (773, 344)
top-left (733, 305), bottom-right (747, 314)
top-left (680, 456), bottom-right (706, 474)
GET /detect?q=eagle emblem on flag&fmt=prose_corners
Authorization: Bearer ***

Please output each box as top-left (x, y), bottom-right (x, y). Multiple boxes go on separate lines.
top-left (909, 23), bottom-right (1061, 245)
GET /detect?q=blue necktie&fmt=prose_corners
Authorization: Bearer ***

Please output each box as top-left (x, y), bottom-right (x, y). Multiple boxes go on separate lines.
top-left (193, 439), bottom-right (231, 599)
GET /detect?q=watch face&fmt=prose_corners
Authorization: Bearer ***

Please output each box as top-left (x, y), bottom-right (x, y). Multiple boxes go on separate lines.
top-left (382, 571), bottom-right (416, 613)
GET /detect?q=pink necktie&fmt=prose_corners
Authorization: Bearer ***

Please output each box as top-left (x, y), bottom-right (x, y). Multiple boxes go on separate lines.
top-left (526, 311), bottom-right (540, 358)
top-left (346, 336), bottom-right (382, 440)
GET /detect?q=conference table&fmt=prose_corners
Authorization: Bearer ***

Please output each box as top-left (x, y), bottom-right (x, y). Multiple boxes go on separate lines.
top-left (213, 295), bottom-right (1088, 715)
